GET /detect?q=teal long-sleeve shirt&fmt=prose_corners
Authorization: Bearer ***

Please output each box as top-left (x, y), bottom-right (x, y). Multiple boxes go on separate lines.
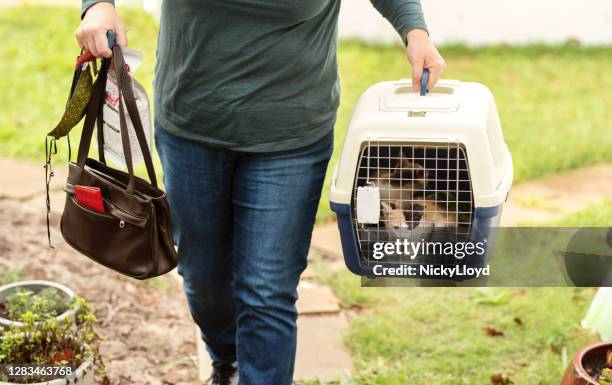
top-left (82, 0), bottom-right (427, 152)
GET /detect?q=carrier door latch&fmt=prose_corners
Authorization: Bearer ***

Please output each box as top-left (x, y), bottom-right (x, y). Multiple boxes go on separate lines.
top-left (356, 185), bottom-right (380, 224)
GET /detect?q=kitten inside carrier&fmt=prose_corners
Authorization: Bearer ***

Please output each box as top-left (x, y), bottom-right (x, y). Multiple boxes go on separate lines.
top-left (355, 144), bottom-right (473, 245)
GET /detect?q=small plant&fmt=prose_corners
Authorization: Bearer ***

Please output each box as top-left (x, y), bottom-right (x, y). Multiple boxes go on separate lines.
top-left (600, 368), bottom-right (612, 385)
top-left (0, 297), bottom-right (96, 383)
top-left (1, 288), bottom-right (70, 322)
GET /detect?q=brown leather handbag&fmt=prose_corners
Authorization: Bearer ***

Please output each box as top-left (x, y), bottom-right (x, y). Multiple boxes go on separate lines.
top-left (60, 44), bottom-right (178, 280)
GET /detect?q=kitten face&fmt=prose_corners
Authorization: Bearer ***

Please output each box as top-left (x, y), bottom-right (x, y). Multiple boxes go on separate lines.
top-left (402, 201), bottom-right (425, 229)
top-left (382, 198), bottom-right (458, 231)
top-left (380, 201), bottom-right (407, 229)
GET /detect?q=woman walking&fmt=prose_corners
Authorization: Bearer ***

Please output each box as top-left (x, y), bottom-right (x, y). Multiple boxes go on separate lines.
top-left (76, 1), bottom-right (445, 384)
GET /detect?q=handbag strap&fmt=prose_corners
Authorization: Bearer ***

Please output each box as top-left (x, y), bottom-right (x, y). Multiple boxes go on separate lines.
top-left (116, 59), bottom-right (158, 188)
top-left (76, 59), bottom-right (109, 168)
top-left (97, 101), bottom-right (106, 164)
top-left (111, 44), bottom-right (158, 188)
top-left (75, 44), bottom-right (158, 194)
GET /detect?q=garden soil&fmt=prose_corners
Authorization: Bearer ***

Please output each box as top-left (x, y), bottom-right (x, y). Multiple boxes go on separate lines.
top-left (0, 198), bottom-right (198, 385)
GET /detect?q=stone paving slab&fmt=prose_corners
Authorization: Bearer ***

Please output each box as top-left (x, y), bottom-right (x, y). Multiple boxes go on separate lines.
top-left (195, 327), bottom-right (211, 383)
top-left (300, 264), bottom-right (319, 280)
top-left (176, 270), bottom-right (350, 383)
top-left (197, 313), bottom-right (353, 384)
top-left (294, 313), bottom-right (353, 382)
top-left (171, 268), bottom-right (340, 317)
top-left (296, 281), bottom-right (341, 315)
top-left (500, 163), bottom-right (612, 225)
top-left (310, 222), bottom-right (344, 261)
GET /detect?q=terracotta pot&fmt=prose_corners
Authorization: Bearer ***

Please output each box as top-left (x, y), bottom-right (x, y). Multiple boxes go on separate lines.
top-left (561, 340), bottom-right (612, 385)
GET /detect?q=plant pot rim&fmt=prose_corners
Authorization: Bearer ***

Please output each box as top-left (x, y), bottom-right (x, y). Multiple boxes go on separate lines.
top-left (0, 280), bottom-right (77, 328)
top-left (573, 340), bottom-right (612, 385)
top-left (0, 355), bottom-right (93, 385)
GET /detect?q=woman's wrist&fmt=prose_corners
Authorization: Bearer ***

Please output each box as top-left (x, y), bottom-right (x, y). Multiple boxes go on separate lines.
top-left (407, 28), bottom-right (429, 43)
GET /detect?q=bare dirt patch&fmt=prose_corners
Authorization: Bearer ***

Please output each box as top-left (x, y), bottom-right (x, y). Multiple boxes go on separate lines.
top-left (0, 198), bottom-right (198, 385)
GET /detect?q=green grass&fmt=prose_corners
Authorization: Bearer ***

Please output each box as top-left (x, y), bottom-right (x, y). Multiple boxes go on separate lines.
top-left (515, 199), bottom-right (612, 228)
top-left (2, 6), bottom-right (612, 222)
top-left (349, 288), bottom-right (593, 385)
top-left (547, 199), bottom-right (612, 227)
top-left (310, 201), bottom-right (610, 385)
top-left (310, 280), bottom-right (599, 384)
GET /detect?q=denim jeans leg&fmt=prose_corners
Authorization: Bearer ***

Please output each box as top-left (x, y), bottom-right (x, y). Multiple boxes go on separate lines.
top-left (155, 125), bottom-right (238, 365)
top-left (231, 131), bottom-right (334, 385)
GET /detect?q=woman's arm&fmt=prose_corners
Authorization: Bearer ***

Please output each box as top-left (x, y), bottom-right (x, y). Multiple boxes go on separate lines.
top-left (370, 0), bottom-right (446, 92)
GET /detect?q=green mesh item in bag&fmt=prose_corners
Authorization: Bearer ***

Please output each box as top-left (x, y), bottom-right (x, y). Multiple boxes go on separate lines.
top-left (45, 63), bottom-right (97, 247)
top-left (47, 65), bottom-right (93, 139)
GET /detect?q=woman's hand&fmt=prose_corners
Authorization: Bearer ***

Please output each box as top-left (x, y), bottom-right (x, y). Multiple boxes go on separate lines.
top-left (75, 2), bottom-right (127, 58)
top-left (406, 29), bottom-right (446, 93)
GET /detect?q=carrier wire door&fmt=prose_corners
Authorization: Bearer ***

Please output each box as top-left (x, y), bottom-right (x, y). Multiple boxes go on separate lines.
top-left (352, 142), bottom-right (474, 266)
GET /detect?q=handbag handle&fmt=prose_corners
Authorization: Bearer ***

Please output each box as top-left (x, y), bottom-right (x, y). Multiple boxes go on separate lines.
top-left (114, 45), bottom-right (158, 188)
top-left (76, 44), bottom-right (158, 194)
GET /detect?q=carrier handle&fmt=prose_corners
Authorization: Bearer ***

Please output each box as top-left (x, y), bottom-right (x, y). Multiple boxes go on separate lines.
top-left (420, 68), bottom-right (430, 96)
top-left (106, 30), bottom-right (116, 48)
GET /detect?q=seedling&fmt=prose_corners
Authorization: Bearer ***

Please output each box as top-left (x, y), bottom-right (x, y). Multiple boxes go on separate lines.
top-left (599, 368), bottom-right (612, 385)
top-left (0, 297), bottom-right (96, 383)
top-left (3, 287), bottom-right (69, 321)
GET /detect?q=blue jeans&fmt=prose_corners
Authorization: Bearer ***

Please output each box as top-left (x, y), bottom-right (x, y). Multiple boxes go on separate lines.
top-left (154, 124), bottom-right (333, 385)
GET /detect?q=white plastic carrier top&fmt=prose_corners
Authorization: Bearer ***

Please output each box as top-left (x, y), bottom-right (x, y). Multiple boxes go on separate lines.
top-left (330, 78), bottom-right (513, 208)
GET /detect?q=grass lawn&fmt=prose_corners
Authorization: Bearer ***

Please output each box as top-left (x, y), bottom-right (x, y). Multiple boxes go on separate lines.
top-left (1, 6), bottom-right (612, 222)
top-left (545, 199), bottom-right (612, 226)
top-left (320, 286), bottom-right (596, 385)
top-left (310, 201), bottom-right (610, 385)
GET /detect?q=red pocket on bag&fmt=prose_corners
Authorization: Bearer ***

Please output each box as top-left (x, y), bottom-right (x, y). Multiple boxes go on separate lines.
top-left (74, 185), bottom-right (105, 213)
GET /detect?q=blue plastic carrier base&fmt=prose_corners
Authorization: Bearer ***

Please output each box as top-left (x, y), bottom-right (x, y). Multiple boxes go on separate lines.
top-left (330, 202), bottom-right (503, 280)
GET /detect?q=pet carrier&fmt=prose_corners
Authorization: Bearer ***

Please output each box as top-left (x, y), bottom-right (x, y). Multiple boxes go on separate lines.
top-left (329, 74), bottom-right (513, 278)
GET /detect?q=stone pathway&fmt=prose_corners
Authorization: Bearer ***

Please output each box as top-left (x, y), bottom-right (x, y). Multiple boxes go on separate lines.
top-left (191, 273), bottom-right (352, 383)
top-left (0, 158), bottom-right (67, 201)
top-left (499, 163), bottom-right (612, 225)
